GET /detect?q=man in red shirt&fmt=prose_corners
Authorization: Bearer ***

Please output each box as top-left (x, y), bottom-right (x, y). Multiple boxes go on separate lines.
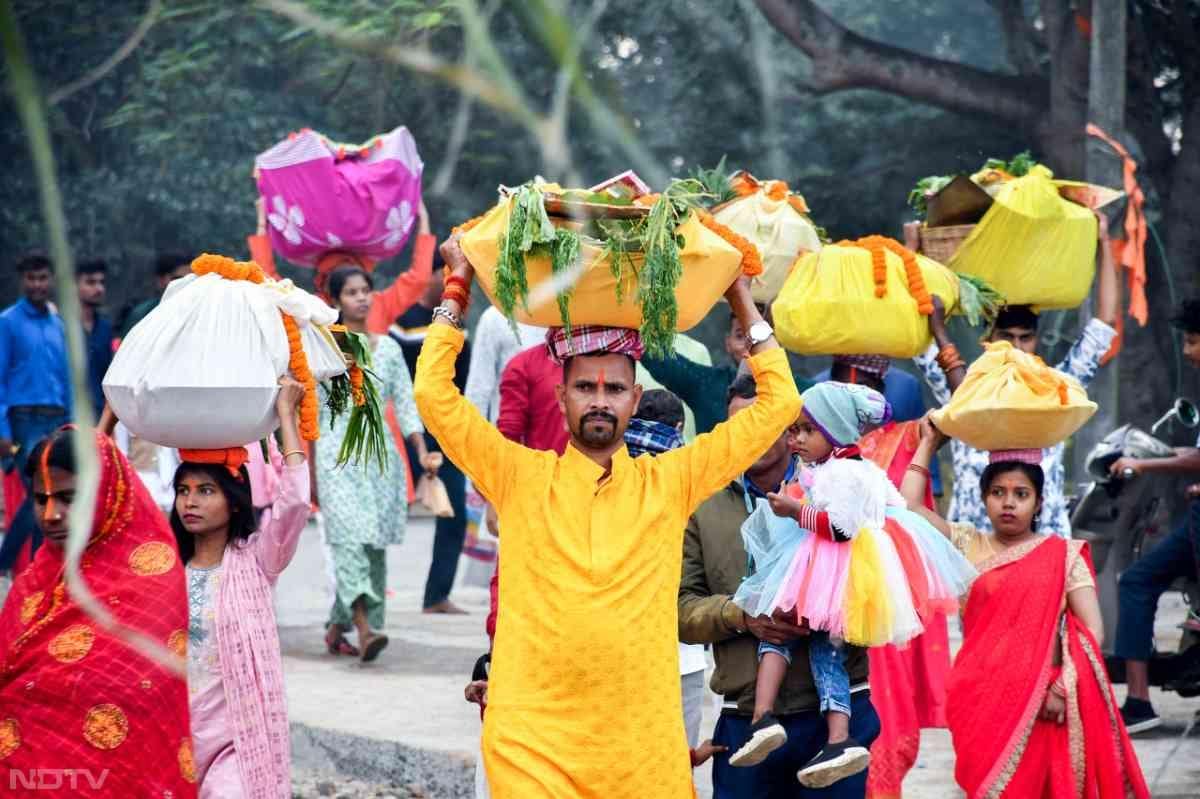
top-left (496, 343), bottom-right (570, 455)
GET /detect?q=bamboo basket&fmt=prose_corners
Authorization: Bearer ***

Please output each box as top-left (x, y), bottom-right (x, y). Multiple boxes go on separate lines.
top-left (918, 224), bottom-right (975, 264)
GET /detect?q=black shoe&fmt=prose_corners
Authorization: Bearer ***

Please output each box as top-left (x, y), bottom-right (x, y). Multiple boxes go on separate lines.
top-left (1120, 697), bottom-right (1161, 734)
top-left (729, 714), bottom-right (787, 767)
top-left (796, 738), bottom-right (870, 788)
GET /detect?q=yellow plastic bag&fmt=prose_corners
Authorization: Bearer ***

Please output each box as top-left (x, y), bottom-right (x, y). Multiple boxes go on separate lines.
top-left (930, 341), bottom-right (1097, 451)
top-left (947, 166), bottom-right (1097, 310)
top-left (459, 197), bottom-right (743, 331)
top-left (713, 185), bottom-right (823, 304)
top-left (772, 239), bottom-right (959, 358)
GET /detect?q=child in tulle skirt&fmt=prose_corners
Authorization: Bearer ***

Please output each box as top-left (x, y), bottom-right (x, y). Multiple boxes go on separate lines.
top-left (728, 382), bottom-right (976, 788)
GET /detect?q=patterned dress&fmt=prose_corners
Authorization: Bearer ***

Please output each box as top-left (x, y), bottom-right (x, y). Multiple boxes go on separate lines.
top-left (187, 564), bottom-right (243, 796)
top-left (317, 335), bottom-right (422, 629)
top-left (914, 318), bottom-right (1116, 537)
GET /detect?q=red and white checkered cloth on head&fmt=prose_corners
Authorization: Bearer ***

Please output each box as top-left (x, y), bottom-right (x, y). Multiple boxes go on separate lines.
top-left (833, 353), bottom-right (891, 377)
top-left (545, 325), bottom-right (645, 365)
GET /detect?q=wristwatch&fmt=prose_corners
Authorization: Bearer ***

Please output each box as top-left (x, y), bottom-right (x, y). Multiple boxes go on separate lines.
top-left (747, 320), bottom-right (774, 347)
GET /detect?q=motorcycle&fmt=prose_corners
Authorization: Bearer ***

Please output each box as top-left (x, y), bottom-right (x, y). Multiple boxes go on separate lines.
top-left (1070, 398), bottom-right (1200, 697)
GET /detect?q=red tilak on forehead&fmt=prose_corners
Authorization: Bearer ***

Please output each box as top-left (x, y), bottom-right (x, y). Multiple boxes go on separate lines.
top-left (598, 368), bottom-right (606, 386)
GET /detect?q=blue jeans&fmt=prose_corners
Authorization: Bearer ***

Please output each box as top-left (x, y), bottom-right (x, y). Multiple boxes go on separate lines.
top-left (0, 408), bottom-right (69, 569)
top-left (712, 693), bottom-right (880, 798)
top-left (1114, 501), bottom-right (1200, 661)
top-left (759, 634), bottom-right (851, 717)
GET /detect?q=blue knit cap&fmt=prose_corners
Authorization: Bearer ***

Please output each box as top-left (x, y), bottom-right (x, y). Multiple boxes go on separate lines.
top-left (801, 382), bottom-right (893, 447)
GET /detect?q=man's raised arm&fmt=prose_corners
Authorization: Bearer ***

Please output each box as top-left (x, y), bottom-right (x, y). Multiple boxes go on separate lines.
top-left (413, 235), bottom-right (528, 508)
top-left (665, 277), bottom-right (802, 511)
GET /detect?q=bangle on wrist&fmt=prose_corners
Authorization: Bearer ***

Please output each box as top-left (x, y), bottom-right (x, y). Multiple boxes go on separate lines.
top-left (432, 305), bottom-right (463, 329)
top-left (936, 343), bottom-right (965, 373)
top-left (906, 463), bottom-right (931, 478)
top-left (282, 449), bottom-right (305, 461)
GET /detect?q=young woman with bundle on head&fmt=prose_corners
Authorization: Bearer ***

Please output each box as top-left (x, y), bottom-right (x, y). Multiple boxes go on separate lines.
top-left (901, 421), bottom-right (1149, 798)
top-left (173, 377), bottom-right (310, 798)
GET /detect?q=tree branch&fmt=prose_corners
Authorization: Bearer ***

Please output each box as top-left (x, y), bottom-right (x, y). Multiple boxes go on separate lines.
top-left (428, 0), bottom-right (503, 197)
top-left (47, 0), bottom-right (162, 107)
top-left (754, 0), bottom-right (1046, 127)
top-left (259, 0), bottom-right (534, 131)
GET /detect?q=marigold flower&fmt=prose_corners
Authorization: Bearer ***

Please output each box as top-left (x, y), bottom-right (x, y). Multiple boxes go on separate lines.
top-left (698, 211), bottom-right (764, 278)
top-left (279, 312), bottom-right (319, 441)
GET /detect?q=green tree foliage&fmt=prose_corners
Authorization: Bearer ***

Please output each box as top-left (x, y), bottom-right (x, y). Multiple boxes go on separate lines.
top-left (1, 0), bottom-right (1027, 318)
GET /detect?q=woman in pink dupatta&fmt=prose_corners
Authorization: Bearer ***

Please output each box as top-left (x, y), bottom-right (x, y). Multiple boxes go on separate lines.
top-left (172, 379), bottom-right (311, 798)
top-left (903, 424), bottom-right (1149, 798)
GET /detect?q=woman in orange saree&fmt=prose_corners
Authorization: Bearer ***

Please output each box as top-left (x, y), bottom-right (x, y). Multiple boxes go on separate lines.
top-left (0, 429), bottom-right (195, 798)
top-left (903, 428), bottom-right (1149, 798)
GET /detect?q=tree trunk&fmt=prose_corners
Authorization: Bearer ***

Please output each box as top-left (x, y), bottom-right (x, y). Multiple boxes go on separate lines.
top-left (1164, 99), bottom-right (1200, 300)
top-left (1035, 0), bottom-right (1090, 175)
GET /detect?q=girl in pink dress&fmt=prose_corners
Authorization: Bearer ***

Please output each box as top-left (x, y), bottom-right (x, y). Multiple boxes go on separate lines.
top-left (173, 378), bottom-right (312, 798)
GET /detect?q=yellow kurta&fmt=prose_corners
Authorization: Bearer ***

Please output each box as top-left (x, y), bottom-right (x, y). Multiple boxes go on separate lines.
top-left (414, 324), bottom-right (802, 799)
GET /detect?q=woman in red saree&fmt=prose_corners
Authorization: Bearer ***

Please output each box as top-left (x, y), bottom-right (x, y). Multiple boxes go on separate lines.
top-left (0, 428), bottom-right (195, 798)
top-left (903, 424), bottom-right (1149, 798)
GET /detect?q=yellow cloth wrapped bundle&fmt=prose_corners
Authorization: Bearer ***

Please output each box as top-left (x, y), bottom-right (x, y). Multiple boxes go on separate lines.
top-left (772, 237), bottom-right (959, 358)
top-left (930, 341), bottom-right (1098, 450)
top-left (946, 165), bottom-right (1098, 309)
top-left (459, 196), bottom-right (743, 331)
top-left (713, 184), bottom-right (823, 304)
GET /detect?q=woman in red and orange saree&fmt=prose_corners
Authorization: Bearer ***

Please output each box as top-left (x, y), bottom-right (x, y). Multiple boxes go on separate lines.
top-left (902, 437), bottom-right (1149, 798)
top-left (0, 429), bottom-right (195, 798)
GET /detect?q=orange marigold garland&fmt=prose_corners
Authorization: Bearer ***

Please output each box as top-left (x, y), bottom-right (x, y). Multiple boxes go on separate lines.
top-left (349, 364), bottom-right (365, 407)
top-left (697, 211), bottom-right (763, 278)
top-left (845, 236), bottom-right (935, 314)
top-left (730, 172), bottom-right (758, 198)
top-left (279, 312), bottom-right (319, 441)
top-left (765, 180), bottom-right (789, 201)
top-left (191, 254), bottom-right (265, 284)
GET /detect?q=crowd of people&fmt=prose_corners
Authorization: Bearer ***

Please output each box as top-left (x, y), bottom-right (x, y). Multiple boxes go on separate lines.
top-left (0, 195), bottom-right (1197, 799)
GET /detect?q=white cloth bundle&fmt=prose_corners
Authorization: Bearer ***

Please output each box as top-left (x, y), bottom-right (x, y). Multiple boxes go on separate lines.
top-left (104, 272), bottom-right (345, 448)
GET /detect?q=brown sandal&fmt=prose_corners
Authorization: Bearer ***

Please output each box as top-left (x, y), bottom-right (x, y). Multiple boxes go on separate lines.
top-left (360, 632), bottom-right (390, 663)
top-left (325, 628), bottom-right (360, 657)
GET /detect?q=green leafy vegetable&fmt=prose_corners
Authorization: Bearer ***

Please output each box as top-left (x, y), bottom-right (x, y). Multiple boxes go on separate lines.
top-left (689, 156), bottom-right (737, 206)
top-left (955, 273), bottom-right (1005, 327)
top-left (907, 174), bottom-right (954, 217)
top-left (492, 178), bottom-right (720, 358)
top-left (549, 227), bottom-right (581, 335)
top-left (327, 330), bottom-right (388, 473)
top-left (982, 150), bottom-right (1035, 177)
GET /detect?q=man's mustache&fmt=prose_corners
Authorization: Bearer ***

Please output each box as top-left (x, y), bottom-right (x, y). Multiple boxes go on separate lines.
top-left (582, 411), bottom-right (617, 425)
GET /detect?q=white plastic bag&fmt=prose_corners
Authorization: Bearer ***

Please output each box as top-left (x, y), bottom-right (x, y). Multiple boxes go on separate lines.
top-left (104, 272), bottom-right (344, 448)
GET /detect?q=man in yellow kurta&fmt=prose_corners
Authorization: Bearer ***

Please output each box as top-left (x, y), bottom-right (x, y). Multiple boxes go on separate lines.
top-left (415, 236), bottom-right (802, 798)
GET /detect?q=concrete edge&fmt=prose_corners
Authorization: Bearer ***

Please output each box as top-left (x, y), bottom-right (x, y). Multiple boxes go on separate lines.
top-left (290, 721), bottom-right (475, 798)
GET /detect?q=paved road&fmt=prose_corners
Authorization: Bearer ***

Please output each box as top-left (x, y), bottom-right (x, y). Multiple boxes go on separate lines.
top-left (278, 515), bottom-right (1200, 797)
